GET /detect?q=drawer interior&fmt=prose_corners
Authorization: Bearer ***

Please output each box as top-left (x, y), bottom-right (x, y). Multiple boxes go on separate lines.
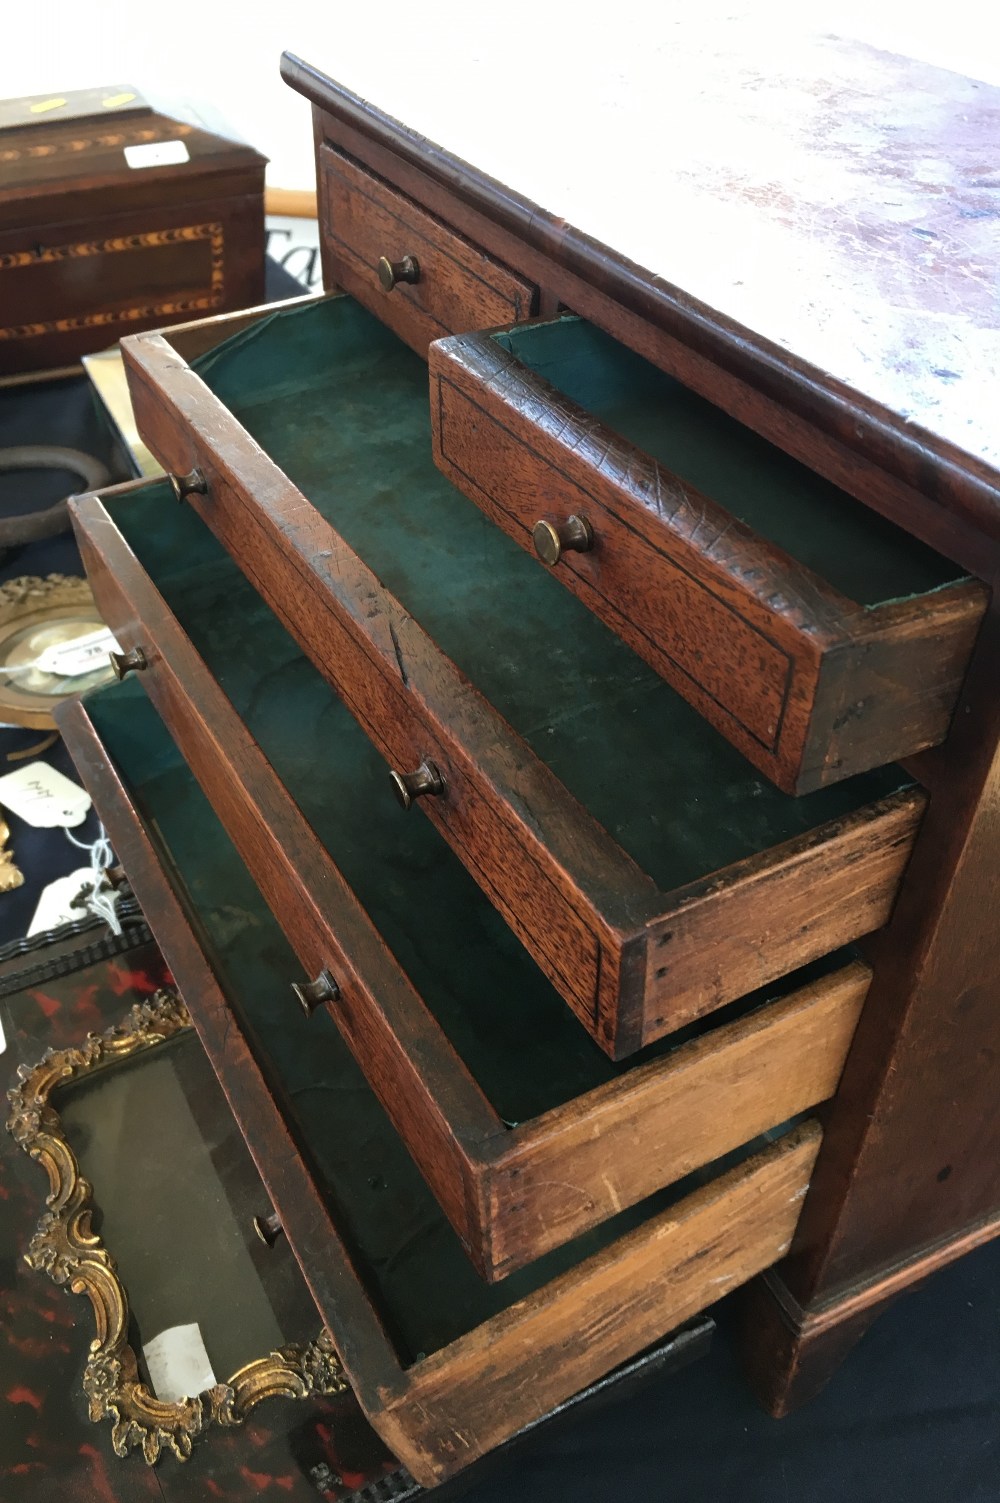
top-left (86, 680), bottom-right (764, 1363)
top-left (102, 479), bottom-right (849, 1125)
top-left (487, 318), bottom-right (965, 607)
top-left (187, 297), bottom-right (912, 898)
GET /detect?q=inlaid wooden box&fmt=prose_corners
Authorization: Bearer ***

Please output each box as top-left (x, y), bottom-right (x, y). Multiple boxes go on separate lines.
top-left (0, 84), bottom-right (266, 379)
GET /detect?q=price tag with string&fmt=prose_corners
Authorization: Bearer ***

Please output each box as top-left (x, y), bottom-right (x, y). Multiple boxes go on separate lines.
top-left (0, 761), bottom-right (91, 828)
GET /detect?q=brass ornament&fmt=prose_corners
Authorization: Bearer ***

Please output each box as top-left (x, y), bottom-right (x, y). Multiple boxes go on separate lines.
top-left (7, 989), bottom-right (348, 1464)
top-left (0, 812), bottom-right (23, 890)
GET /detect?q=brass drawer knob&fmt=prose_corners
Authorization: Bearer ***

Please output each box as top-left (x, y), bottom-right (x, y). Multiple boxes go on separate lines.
top-left (108, 646), bottom-right (147, 680)
top-left (291, 968), bottom-right (340, 1017)
top-left (377, 254), bottom-right (420, 292)
top-left (390, 759), bottom-right (445, 810)
top-left (169, 467), bottom-right (208, 503)
top-left (253, 1211), bottom-right (284, 1247)
top-left (532, 515), bottom-right (594, 567)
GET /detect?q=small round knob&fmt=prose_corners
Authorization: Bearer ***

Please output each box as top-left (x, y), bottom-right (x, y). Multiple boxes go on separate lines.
top-left (108, 646), bottom-right (147, 681)
top-left (169, 467), bottom-right (208, 504)
top-left (291, 968), bottom-right (340, 1017)
top-left (105, 864), bottom-right (133, 900)
top-left (377, 254), bottom-right (420, 292)
top-left (253, 1212), bottom-right (284, 1247)
top-left (389, 759), bottom-right (445, 811)
top-left (532, 515), bottom-right (594, 567)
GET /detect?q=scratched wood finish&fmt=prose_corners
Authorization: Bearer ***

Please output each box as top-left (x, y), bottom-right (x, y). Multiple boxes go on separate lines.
top-left (121, 313), bottom-right (924, 1059)
top-left (0, 96), bottom-right (265, 376)
top-left (55, 692), bottom-right (822, 1487)
top-left (319, 147), bottom-right (535, 355)
top-left (738, 592), bottom-right (1000, 1412)
top-left (72, 479), bottom-right (868, 1279)
top-left (430, 330), bottom-right (986, 793)
top-left (284, 50), bottom-right (1000, 573)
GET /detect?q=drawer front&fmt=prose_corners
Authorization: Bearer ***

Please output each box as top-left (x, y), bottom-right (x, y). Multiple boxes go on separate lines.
top-left (73, 479), bottom-right (871, 1280)
top-left (434, 374), bottom-right (797, 754)
top-left (122, 300), bottom-right (925, 1060)
top-left (49, 682), bottom-right (835, 1484)
top-left (318, 145), bottom-right (535, 354)
top-left (429, 325), bottom-right (987, 795)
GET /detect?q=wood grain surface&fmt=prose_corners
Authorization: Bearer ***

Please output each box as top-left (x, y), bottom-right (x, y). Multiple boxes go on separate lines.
top-left (430, 332), bottom-right (986, 792)
top-left (319, 147), bottom-right (535, 354)
top-left (739, 591), bottom-right (1000, 1411)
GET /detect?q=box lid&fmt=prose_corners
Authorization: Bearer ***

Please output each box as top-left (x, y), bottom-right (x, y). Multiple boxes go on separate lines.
top-left (0, 84), bottom-right (267, 229)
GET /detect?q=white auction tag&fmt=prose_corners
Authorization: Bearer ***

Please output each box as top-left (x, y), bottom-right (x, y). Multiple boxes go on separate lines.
top-left (28, 868), bottom-right (96, 936)
top-left (34, 626), bottom-right (120, 679)
top-left (0, 763), bottom-right (91, 828)
top-left (124, 139), bottom-right (189, 169)
top-left (143, 1324), bottom-right (217, 1403)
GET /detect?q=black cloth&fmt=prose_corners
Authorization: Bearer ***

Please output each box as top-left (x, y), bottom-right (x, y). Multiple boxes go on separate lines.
top-left (457, 1247), bottom-right (1000, 1502)
top-left (0, 374), bottom-right (124, 944)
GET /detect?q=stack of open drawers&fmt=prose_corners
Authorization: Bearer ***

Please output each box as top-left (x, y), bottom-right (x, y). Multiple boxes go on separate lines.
top-left (57, 53), bottom-right (994, 1488)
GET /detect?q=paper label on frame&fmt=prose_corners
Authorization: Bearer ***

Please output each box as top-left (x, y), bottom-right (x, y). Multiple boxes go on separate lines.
top-left (0, 763), bottom-right (91, 828)
top-left (124, 139), bottom-right (189, 169)
top-left (143, 1323), bottom-right (217, 1403)
top-left (34, 626), bottom-right (120, 679)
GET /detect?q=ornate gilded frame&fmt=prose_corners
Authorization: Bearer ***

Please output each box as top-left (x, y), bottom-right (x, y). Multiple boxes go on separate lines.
top-left (6, 989), bottom-right (348, 1464)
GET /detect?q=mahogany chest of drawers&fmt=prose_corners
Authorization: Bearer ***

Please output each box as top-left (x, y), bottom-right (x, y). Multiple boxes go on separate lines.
top-left (0, 84), bottom-right (266, 379)
top-left (56, 38), bottom-right (1000, 1488)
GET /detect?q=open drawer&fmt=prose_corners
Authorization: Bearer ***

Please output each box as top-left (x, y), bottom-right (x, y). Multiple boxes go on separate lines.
top-left (73, 475), bottom-right (871, 1281)
top-left (121, 296), bottom-right (925, 1059)
top-left (429, 318), bottom-right (988, 794)
top-left (57, 681), bottom-right (822, 1487)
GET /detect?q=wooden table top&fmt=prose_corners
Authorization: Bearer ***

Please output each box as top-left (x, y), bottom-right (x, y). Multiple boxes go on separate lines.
top-left (285, 20), bottom-right (1000, 518)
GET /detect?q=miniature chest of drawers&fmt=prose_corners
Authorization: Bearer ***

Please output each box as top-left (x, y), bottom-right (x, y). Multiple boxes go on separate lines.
top-left (58, 36), bottom-right (1000, 1488)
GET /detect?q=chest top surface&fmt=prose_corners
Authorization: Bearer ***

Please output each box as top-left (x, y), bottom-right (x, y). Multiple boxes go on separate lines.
top-left (284, 17), bottom-right (1000, 536)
